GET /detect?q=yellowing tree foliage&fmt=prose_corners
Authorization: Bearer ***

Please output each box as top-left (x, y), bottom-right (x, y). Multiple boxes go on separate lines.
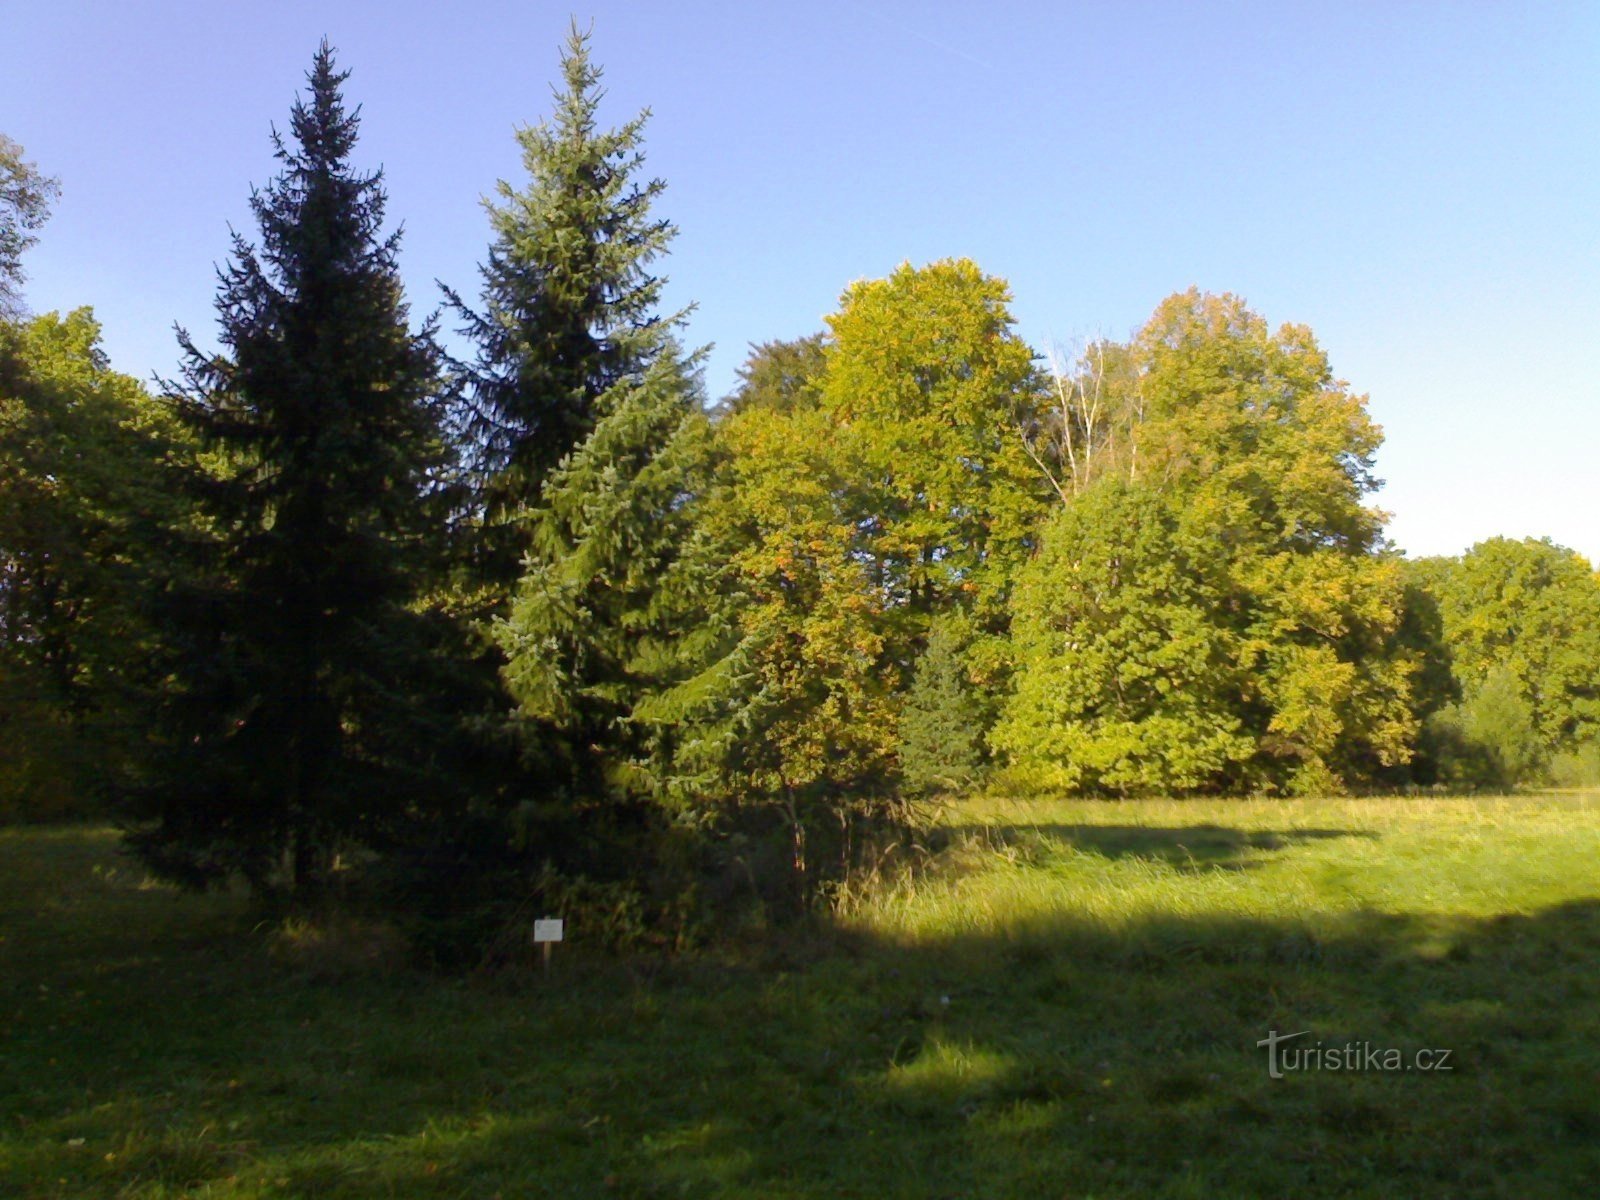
top-left (648, 261), bottom-right (1047, 890)
top-left (995, 291), bottom-right (1417, 795)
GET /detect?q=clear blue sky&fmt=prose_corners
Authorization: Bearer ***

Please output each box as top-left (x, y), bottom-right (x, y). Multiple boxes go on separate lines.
top-left (6, 1), bottom-right (1597, 561)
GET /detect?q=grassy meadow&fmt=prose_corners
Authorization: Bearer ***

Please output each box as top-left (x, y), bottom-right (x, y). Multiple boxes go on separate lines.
top-left (3, 794), bottom-right (1599, 1198)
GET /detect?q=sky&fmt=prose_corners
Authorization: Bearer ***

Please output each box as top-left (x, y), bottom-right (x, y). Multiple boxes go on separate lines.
top-left (5, 1), bottom-right (1597, 561)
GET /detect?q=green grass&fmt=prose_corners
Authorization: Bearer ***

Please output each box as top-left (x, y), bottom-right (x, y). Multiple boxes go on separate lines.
top-left (3, 795), bottom-right (1600, 1198)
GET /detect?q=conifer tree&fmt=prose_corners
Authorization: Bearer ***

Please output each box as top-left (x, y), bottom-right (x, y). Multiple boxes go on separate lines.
top-left (496, 350), bottom-right (712, 809)
top-left (449, 22), bottom-right (678, 595)
top-left (899, 614), bottom-right (985, 796)
top-left (129, 45), bottom-right (452, 897)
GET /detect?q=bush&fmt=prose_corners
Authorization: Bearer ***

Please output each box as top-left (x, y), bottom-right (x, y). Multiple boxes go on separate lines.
top-left (1424, 666), bottom-right (1544, 789)
top-left (1549, 740), bottom-right (1600, 789)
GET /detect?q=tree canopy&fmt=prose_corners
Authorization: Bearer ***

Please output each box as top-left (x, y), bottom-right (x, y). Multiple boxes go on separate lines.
top-left (0, 135), bottom-right (59, 318)
top-left (995, 292), bottom-right (1416, 795)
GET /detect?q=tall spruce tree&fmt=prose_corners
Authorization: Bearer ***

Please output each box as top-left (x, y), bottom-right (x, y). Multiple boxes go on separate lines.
top-left (496, 349), bottom-right (712, 811)
top-left (128, 45), bottom-right (452, 897)
top-left (448, 22), bottom-right (678, 596)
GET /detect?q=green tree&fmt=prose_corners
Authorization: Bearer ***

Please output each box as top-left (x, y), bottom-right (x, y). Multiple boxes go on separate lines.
top-left (0, 310), bottom-right (180, 819)
top-left (1424, 665), bottom-right (1542, 789)
top-left (715, 333), bottom-right (828, 419)
top-left (495, 348), bottom-right (713, 810)
top-left (820, 258), bottom-right (1047, 625)
top-left (1436, 538), bottom-right (1600, 746)
top-left (448, 22), bottom-right (677, 596)
top-left (899, 613), bottom-right (986, 796)
top-left (1411, 537), bottom-right (1600, 784)
top-left (993, 481), bottom-right (1258, 793)
top-left (0, 135), bottom-right (59, 318)
top-left (996, 291), bottom-right (1416, 795)
top-left (640, 262), bottom-right (1046, 895)
top-left (129, 45), bottom-right (453, 897)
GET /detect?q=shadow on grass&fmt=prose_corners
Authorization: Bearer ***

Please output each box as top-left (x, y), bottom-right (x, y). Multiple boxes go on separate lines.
top-left (948, 821), bottom-right (1380, 872)
top-left (3, 831), bottom-right (1599, 1199)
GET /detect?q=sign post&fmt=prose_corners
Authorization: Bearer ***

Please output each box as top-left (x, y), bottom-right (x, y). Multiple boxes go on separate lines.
top-left (533, 918), bottom-right (563, 974)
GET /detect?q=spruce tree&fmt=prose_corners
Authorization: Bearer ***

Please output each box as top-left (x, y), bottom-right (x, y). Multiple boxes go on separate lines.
top-left (129, 45), bottom-right (451, 898)
top-left (496, 349), bottom-right (712, 810)
top-left (448, 22), bottom-right (678, 596)
top-left (899, 615), bottom-right (985, 796)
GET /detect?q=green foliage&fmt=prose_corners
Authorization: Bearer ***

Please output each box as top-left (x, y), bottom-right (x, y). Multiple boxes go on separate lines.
top-left (448, 22), bottom-right (678, 594)
top-left (716, 332), bottom-right (829, 418)
top-left (129, 45), bottom-right (455, 896)
top-left (1420, 538), bottom-right (1600, 768)
top-left (496, 349), bottom-right (712, 807)
top-left (0, 134), bottom-right (59, 318)
top-left (899, 614), bottom-right (986, 796)
top-left (423, 27), bottom-right (708, 949)
top-left (0, 310), bottom-right (179, 820)
top-left (642, 261), bottom-right (1047, 897)
top-left (469, 31), bottom-right (735, 942)
top-left (996, 292), bottom-right (1416, 795)
top-left (819, 258), bottom-right (1048, 624)
top-left (993, 481), bottom-right (1257, 794)
top-left (1549, 739), bottom-right (1600, 789)
top-left (10, 24), bottom-right (1594, 957)
top-left (1401, 538), bottom-right (1600, 787)
top-left (1424, 665), bottom-right (1543, 789)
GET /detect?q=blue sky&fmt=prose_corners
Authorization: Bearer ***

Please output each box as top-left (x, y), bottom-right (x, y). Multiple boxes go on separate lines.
top-left (6, 1), bottom-right (1597, 560)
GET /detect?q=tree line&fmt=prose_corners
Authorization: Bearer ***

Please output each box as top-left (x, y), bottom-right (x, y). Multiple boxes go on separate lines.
top-left (3, 31), bottom-right (1597, 952)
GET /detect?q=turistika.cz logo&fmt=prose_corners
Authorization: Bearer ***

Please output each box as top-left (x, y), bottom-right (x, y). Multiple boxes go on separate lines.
top-left (1257, 1029), bottom-right (1454, 1079)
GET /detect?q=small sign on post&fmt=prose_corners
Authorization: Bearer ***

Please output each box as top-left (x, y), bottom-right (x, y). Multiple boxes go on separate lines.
top-left (533, 917), bottom-right (563, 973)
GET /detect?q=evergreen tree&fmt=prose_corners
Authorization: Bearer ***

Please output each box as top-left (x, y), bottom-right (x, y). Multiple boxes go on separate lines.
top-left (495, 349), bottom-right (712, 811)
top-left (128, 45), bottom-right (452, 897)
top-left (448, 22), bottom-right (678, 595)
top-left (899, 614), bottom-right (985, 796)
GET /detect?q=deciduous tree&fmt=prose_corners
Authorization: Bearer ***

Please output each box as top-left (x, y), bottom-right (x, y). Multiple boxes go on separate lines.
top-left (0, 310), bottom-right (179, 818)
top-left (0, 135), bottom-right (59, 318)
top-left (996, 292), bottom-right (1416, 794)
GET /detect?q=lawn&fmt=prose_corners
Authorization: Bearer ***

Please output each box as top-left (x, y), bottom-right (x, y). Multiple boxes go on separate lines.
top-left (3, 794), bottom-right (1599, 1198)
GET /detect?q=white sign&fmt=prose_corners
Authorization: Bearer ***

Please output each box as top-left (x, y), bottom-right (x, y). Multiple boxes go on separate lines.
top-left (533, 918), bottom-right (564, 943)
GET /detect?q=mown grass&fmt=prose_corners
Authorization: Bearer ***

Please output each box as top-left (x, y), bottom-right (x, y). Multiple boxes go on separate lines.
top-left (3, 794), bottom-right (1599, 1198)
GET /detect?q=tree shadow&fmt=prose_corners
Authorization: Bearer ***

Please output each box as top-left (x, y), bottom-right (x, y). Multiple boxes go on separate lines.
top-left (323, 897), bottom-right (1600, 1198)
top-left (947, 821), bottom-right (1380, 872)
top-left (7, 831), bottom-right (1600, 1199)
